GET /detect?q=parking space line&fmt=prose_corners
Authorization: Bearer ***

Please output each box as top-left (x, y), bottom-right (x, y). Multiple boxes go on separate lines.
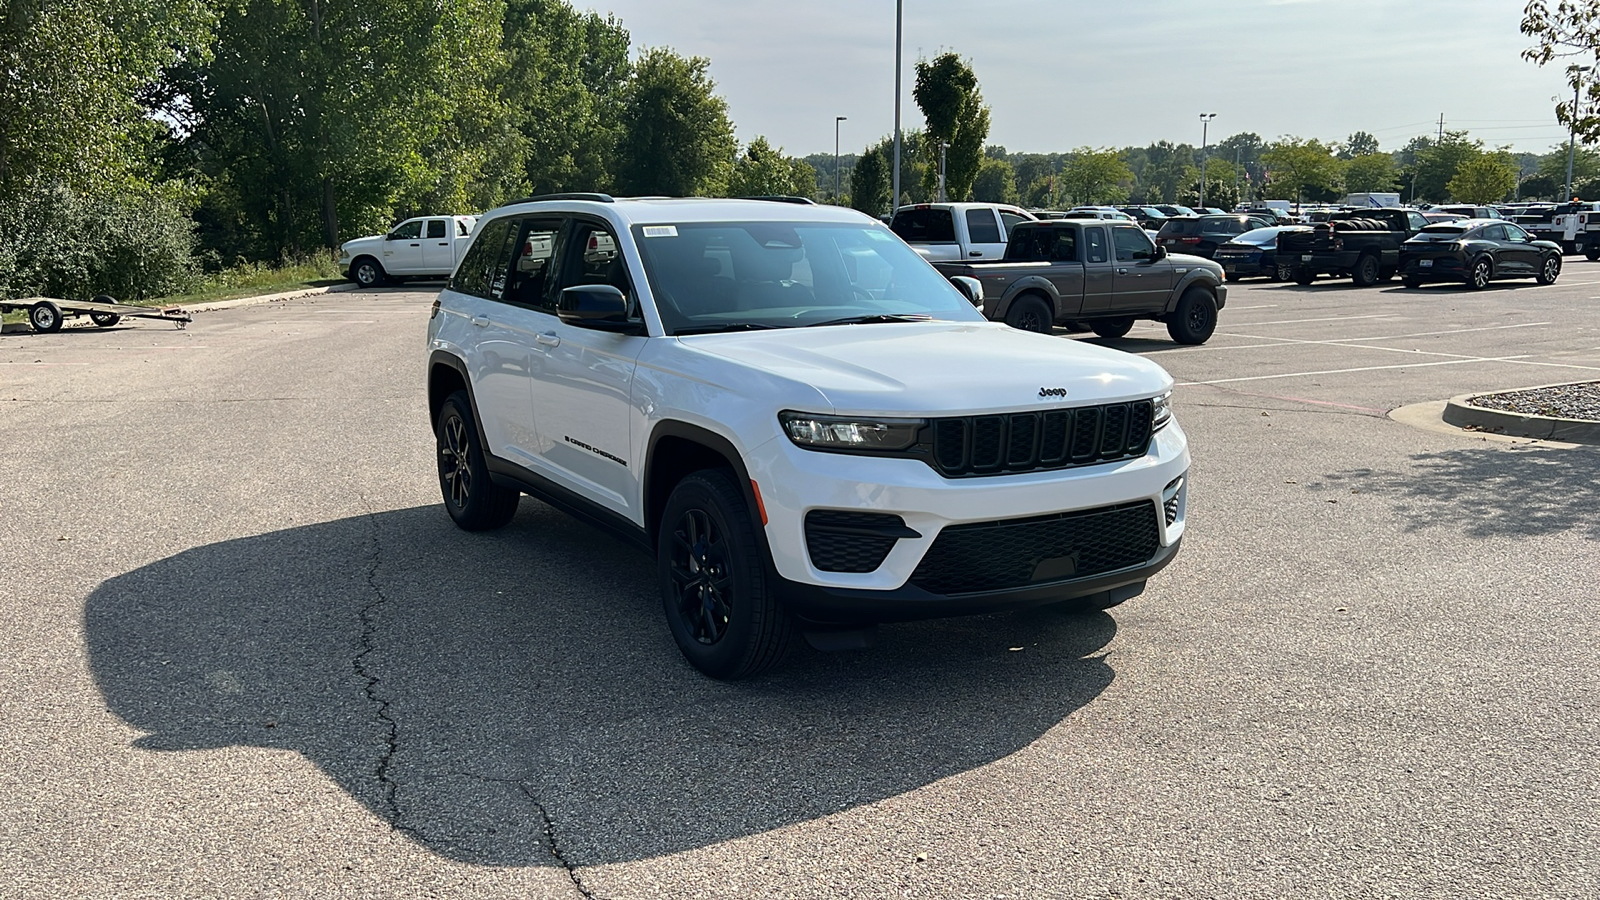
top-left (1178, 356), bottom-right (1530, 385)
top-left (1225, 304), bottom-right (1279, 310)
top-left (1225, 314), bottom-right (1402, 327)
top-left (1321, 322), bottom-right (1552, 343)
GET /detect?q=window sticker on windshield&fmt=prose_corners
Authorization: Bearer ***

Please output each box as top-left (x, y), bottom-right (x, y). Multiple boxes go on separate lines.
top-left (865, 229), bottom-right (893, 241)
top-left (642, 225), bottom-right (678, 238)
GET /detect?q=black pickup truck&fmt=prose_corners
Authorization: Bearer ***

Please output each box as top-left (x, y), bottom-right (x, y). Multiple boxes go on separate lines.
top-left (1276, 208), bottom-right (1431, 286)
top-left (931, 219), bottom-right (1227, 345)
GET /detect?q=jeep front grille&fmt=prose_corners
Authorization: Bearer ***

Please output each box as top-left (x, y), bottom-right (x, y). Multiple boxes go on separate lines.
top-left (922, 401), bottom-right (1153, 477)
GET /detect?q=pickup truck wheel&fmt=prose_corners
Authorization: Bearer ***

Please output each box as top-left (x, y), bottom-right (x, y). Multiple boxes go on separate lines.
top-left (659, 469), bottom-right (794, 680)
top-left (1351, 254), bottom-right (1381, 287)
top-left (1467, 257), bottom-right (1492, 290)
top-left (1585, 245), bottom-right (1600, 262)
top-left (1292, 268), bottom-right (1315, 285)
top-left (1090, 317), bottom-right (1135, 339)
top-left (28, 300), bottom-right (63, 333)
top-left (1537, 255), bottom-right (1561, 285)
top-left (351, 257), bottom-right (386, 288)
top-left (1274, 262), bottom-right (1293, 281)
top-left (1401, 276), bottom-right (1423, 289)
top-left (1166, 287), bottom-right (1218, 345)
top-left (436, 390), bottom-right (520, 531)
top-left (1003, 295), bottom-right (1054, 334)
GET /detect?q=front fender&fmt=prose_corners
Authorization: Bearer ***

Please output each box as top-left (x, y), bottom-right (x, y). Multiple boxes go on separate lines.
top-left (1167, 269), bottom-right (1226, 313)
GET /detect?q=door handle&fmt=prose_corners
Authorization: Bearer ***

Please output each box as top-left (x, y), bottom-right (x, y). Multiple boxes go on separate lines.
top-left (438, 242), bottom-right (449, 246)
top-left (470, 315), bottom-right (490, 328)
top-left (1117, 268), bottom-right (1128, 274)
top-left (969, 250), bottom-right (983, 257)
top-left (535, 332), bottom-right (561, 347)
top-left (409, 242), bottom-right (420, 247)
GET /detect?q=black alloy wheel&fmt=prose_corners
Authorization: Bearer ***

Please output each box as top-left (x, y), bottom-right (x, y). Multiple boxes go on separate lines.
top-left (1537, 254), bottom-right (1562, 285)
top-left (1003, 295), bottom-right (1054, 334)
top-left (1467, 257), bottom-right (1493, 290)
top-left (435, 390), bottom-right (519, 530)
top-left (1166, 287), bottom-right (1218, 345)
top-left (1274, 261), bottom-right (1293, 282)
top-left (658, 469), bottom-right (793, 679)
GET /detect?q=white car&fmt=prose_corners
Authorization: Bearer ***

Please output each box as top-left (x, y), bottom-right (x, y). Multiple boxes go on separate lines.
top-left (340, 215), bottom-right (478, 287)
top-left (426, 195), bottom-right (1189, 678)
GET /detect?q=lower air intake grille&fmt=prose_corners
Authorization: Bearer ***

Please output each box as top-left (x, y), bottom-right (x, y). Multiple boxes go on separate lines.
top-left (805, 510), bottom-right (911, 573)
top-left (909, 501), bottom-right (1161, 595)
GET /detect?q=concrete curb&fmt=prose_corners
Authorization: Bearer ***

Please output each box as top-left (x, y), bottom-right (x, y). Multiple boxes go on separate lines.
top-left (1442, 390), bottom-right (1600, 444)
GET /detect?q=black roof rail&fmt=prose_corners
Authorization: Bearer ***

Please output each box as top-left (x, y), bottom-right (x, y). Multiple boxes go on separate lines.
top-left (511, 192), bottom-right (615, 204)
top-left (736, 195), bottom-right (817, 205)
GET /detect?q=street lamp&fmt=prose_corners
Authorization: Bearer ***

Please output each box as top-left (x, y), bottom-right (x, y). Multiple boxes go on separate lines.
top-left (938, 140), bottom-right (951, 202)
top-left (891, 0), bottom-right (903, 212)
top-left (1567, 65), bottom-right (1592, 201)
top-left (1198, 112), bottom-right (1217, 208)
top-left (834, 116), bottom-right (848, 204)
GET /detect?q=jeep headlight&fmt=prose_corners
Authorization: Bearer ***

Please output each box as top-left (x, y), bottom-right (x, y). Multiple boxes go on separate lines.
top-left (779, 412), bottom-right (923, 451)
top-left (1152, 390), bottom-right (1172, 431)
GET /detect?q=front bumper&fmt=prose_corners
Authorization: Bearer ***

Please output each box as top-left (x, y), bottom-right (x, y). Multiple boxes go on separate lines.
top-left (747, 419), bottom-right (1190, 620)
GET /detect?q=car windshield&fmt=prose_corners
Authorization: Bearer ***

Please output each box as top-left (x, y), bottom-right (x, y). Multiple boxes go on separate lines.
top-left (633, 222), bottom-right (984, 335)
top-left (1236, 227), bottom-right (1288, 245)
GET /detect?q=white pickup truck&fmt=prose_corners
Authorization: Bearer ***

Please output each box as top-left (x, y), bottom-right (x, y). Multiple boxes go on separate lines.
top-left (340, 215), bottom-right (479, 287)
top-left (889, 203), bottom-right (1036, 262)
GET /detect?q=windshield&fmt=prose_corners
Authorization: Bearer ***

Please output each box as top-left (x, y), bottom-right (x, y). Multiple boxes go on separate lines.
top-left (1236, 227), bottom-right (1290, 245)
top-left (633, 222), bottom-right (983, 335)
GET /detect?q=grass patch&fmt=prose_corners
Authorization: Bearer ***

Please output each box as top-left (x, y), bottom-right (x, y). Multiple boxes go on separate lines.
top-left (147, 254), bottom-right (347, 307)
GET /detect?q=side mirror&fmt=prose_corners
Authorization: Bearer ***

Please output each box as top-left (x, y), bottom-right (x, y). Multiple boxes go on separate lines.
top-left (385, 232), bottom-right (402, 241)
top-left (1154, 245), bottom-right (1169, 260)
top-left (558, 284), bottom-right (632, 329)
top-left (949, 275), bottom-right (984, 306)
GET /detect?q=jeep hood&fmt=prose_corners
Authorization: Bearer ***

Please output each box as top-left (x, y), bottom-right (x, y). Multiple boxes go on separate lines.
top-left (679, 321), bottom-right (1172, 416)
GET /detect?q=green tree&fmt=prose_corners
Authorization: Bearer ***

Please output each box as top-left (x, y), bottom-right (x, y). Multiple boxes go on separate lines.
top-left (1260, 138), bottom-right (1344, 202)
top-left (614, 47), bottom-right (737, 196)
top-left (1523, 3), bottom-right (1600, 144)
top-left (1519, 172), bottom-right (1560, 199)
top-left (1340, 131), bottom-right (1381, 159)
top-left (501, 0), bottom-right (632, 198)
top-left (1447, 154), bottom-right (1518, 204)
top-left (1059, 148), bottom-right (1132, 206)
top-left (725, 136), bottom-right (814, 198)
top-left (969, 157), bottom-right (1018, 204)
top-left (1186, 158), bottom-right (1237, 208)
top-left (1412, 131), bottom-right (1482, 202)
top-left (1344, 153), bottom-right (1398, 192)
top-left (850, 147), bottom-right (890, 216)
top-left (913, 52), bottom-right (990, 201)
top-left (1535, 144), bottom-right (1600, 187)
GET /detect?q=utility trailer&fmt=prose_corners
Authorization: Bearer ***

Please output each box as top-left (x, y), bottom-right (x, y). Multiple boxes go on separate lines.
top-left (0, 295), bottom-right (191, 333)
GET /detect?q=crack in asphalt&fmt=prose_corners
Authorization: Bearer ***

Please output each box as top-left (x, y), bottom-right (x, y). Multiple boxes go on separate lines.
top-left (523, 785), bottom-right (598, 900)
top-left (351, 503), bottom-right (416, 840)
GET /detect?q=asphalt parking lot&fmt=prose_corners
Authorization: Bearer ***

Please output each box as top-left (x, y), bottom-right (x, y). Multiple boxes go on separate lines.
top-left (2, 275), bottom-right (1597, 899)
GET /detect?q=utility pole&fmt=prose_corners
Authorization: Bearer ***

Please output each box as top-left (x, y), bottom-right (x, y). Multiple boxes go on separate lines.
top-left (891, 0), bottom-right (903, 212)
top-left (938, 141), bottom-right (950, 202)
top-left (1567, 66), bottom-right (1592, 201)
top-left (1198, 113), bottom-right (1216, 208)
top-left (1437, 112), bottom-right (1445, 144)
top-left (1234, 147), bottom-right (1241, 206)
top-left (834, 116), bottom-right (847, 204)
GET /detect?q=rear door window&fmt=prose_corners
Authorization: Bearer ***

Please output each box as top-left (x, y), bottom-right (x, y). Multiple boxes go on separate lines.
top-left (965, 209), bottom-right (1003, 244)
top-left (998, 210), bottom-right (1030, 237)
top-left (1050, 227), bottom-right (1079, 262)
top-left (449, 216), bottom-right (515, 299)
top-left (890, 208), bottom-right (956, 243)
top-left (500, 217), bottom-right (566, 309)
top-left (426, 219), bottom-right (448, 239)
top-left (1084, 226), bottom-right (1109, 263)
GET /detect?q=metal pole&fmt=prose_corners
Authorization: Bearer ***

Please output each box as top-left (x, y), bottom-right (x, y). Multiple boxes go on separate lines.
top-left (1199, 113), bottom-right (1215, 208)
top-left (891, 0), bottom-right (902, 211)
top-left (835, 116), bottom-right (847, 203)
top-left (938, 141), bottom-right (949, 202)
top-left (1567, 68), bottom-right (1589, 201)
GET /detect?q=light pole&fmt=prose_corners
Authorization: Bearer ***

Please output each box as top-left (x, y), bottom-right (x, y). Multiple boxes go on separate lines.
top-left (1567, 65), bottom-right (1592, 201)
top-left (834, 116), bottom-right (848, 204)
top-left (891, 0), bottom-right (903, 212)
top-left (1198, 112), bottom-right (1217, 208)
top-left (938, 141), bottom-right (950, 202)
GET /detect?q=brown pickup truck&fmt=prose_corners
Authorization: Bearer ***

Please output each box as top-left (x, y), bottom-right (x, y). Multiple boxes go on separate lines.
top-left (931, 219), bottom-right (1228, 344)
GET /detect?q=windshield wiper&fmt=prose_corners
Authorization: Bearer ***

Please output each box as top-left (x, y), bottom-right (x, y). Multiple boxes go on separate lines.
top-left (805, 314), bottom-right (933, 328)
top-left (672, 323), bottom-right (785, 336)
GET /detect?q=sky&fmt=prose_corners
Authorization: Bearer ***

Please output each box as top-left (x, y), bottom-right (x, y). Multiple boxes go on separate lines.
top-left (581, 0), bottom-right (1579, 158)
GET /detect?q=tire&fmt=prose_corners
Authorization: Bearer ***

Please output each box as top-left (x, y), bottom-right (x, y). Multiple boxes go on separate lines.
top-left (1089, 317), bottom-right (1135, 339)
top-left (1292, 268), bottom-right (1315, 286)
top-left (1537, 254), bottom-right (1561, 285)
top-left (1351, 253), bottom-right (1380, 287)
top-left (1401, 277), bottom-right (1423, 289)
top-left (1273, 261), bottom-right (1292, 282)
top-left (1003, 294), bottom-right (1054, 334)
top-left (351, 256), bottom-right (386, 288)
top-left (28, 300), bottom-right (63, 333)
top-left (435, 390), bottom-right (520, 531)
top-left (1466, 257), bottom-right (1492, 290)
top-left (90, 294), bottom-right (120, 328)
top-left (1166, 287), bottom-right (1218, 345)
top-left (658, 469), bottom-right (794, 680)
top-left (1585, 245), bottom-right (1599, 262)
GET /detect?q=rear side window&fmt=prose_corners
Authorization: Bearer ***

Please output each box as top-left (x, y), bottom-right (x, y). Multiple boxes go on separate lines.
top-left (449, 217), bottom-right (515, 299)
top-left (503, 218), bottom-right (566, 309)
top-left (890, 208), bottom-right (956, 243)
top-left (1084, 226), bottom-right (1109, 263)
top-left (998, 210), bottom-right (1029, 237)
top-left (1006, 227), bottom-right (1052, 261)
top-left (1200, 218), bottom-right (1247, 235)
top-left (965, 209), bottom-right (1002, 243)
top-left (426, 219), bottom-right (448, 239)
top-left (1158, 219), bottom-right (1199, 236)
top-left (1049, 227), bottom-right (1078, 262)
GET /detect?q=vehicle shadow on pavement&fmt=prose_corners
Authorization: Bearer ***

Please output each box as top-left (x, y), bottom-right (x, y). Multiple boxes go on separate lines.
top-left (1312, 445), bottom-right (1600, 540)
top-left (84, 504), bottom-right (1118, 866)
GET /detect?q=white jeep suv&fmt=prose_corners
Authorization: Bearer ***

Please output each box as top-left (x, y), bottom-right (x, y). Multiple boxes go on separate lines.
top-left (426, 194), bottom-right (1189, 679)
